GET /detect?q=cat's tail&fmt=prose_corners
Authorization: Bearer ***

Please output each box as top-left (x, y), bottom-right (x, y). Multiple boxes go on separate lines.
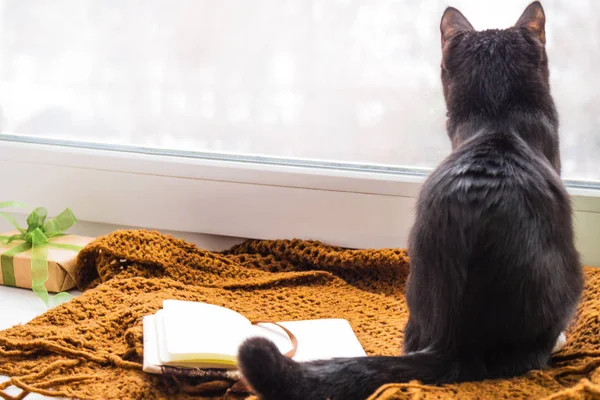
top-left (237, 337), bottom-right (458, 400)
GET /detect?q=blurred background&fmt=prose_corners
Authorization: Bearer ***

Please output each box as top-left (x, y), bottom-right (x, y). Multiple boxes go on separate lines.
top-left (0, 0), bottom-right (596, 180)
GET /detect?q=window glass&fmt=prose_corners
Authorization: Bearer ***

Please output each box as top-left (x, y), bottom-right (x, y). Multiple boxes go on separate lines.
top-left (0, 1), bottom-right (596, 179)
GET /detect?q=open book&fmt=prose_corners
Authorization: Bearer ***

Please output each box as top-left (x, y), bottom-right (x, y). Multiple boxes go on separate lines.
top-left (143, 299), bottom-right (366, 374)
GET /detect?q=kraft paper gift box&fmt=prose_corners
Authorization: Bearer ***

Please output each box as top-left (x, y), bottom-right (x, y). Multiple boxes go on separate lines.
top-left (0, 204), bottom-right (94, 307)
top-left (0, 231), bottom-right (94, 292)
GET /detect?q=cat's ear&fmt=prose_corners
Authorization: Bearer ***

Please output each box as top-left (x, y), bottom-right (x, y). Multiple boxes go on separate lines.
top-left (440, 7), bottom-right (474, 48)
top-left (515, 1), bottom-right (546, 45)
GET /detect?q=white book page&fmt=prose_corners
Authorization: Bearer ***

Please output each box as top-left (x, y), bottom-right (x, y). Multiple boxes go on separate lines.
top-left (142, 314), bottom-right (162, 374)
top-left (161, 300), bottom-right (251, 358)
top-left (249, 319), bottom-right (367, 362)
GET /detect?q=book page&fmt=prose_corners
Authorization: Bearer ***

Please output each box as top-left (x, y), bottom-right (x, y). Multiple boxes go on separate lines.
top-left (142, 314), bottom-right (162, 374)
top-left (160, 300), bottom-right (252, 359)
top-left (248, 319), bottom-right (367, 362)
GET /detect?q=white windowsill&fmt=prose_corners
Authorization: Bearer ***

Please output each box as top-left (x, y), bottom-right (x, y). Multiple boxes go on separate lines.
top-left (0, 137), bottom-right (598, 267)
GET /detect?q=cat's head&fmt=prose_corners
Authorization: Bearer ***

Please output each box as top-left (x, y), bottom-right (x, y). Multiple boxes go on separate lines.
top-left (440, 1), bottom-right (556, 147)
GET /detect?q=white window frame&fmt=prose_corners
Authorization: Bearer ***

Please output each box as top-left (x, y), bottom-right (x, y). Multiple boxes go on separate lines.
top-left (1, 136), bottom-right (599, 267)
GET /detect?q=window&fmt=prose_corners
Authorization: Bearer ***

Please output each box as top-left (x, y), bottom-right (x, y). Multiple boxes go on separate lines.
top-left (0, 1), bottom-right (599, 265)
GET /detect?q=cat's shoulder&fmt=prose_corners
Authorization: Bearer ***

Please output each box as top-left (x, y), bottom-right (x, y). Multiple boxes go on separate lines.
top-left (421, 131), bottom-right (561, 204)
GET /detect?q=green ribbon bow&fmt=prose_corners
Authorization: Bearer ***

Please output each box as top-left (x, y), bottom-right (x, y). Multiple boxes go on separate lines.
top-left (0, 201), bottom-right (83, 308)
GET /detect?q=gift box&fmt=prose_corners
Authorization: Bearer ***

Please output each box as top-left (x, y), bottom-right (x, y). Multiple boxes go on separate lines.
top-left (0, 230), bottom-right (93, 292)
top-left (0, 203), bottom-right (94, 307)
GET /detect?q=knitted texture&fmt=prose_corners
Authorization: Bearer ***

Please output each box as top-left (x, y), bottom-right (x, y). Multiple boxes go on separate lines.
top-left (0, 229), bottom-right (598, 400)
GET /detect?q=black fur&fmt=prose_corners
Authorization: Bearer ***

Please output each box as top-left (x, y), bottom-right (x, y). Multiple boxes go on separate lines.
top-left (237, 2), bottom-right (584, 399)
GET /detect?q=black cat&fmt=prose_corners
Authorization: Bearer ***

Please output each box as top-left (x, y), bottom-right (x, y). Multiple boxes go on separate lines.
top-left (237, 2), bottom-right (584, 399)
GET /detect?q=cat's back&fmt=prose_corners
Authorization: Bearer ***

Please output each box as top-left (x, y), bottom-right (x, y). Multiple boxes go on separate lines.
top-left (420, 130), bottom-right (566, 215)
top-left (412, 129), bottom-right (581, 337)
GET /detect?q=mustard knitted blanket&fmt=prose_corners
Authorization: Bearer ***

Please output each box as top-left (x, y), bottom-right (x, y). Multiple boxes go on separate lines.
top-left (0, 230), bottom-right (599, 399)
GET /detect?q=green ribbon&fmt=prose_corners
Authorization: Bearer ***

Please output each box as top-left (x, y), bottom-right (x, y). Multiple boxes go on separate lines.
top-left (0, 203), bottom-right (82, 308)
